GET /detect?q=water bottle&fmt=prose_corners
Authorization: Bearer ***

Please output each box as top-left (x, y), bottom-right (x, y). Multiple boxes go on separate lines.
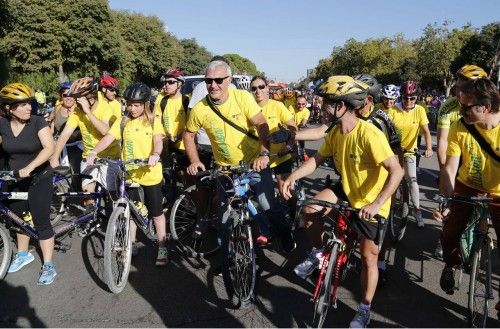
top-left (134, 201), bottom-right (148, 218)
top-left (22, 211), bottom-right (34, 227)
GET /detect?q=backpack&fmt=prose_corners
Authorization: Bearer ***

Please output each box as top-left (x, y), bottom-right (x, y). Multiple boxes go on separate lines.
top-left (160, 94), bottom-right (190, 115)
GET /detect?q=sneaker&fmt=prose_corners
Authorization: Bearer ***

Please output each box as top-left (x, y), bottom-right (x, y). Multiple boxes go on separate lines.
top-left (440, 266), bottom-right (455, 294)
top-left (294, 248), bottom-right (323, 279)
top-left (131, 242), bottom-right (139, 257)
top-left (156, 247), bottom-right (169, 266)
top-left (256, 234), bottom-right (268, 246)
top-left (349, 306), bottom-right (371, 328)
top-left (37, 264), bottom-right (57, 285)
top-left (434, 240), bottom-right (443, 259)
top-left (8, 252), bottom-right (34, 273)
top-left (415, 210), bottom-right (425, 228)
top-left (281, 232), bottom-right (296, 253)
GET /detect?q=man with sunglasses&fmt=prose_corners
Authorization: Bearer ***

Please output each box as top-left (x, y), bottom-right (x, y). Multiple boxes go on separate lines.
top-left (281, 76), bottom-right (404, 328)
top-left (433, 65), bottom-right (488, 258)
top-left (433, 78), bottom-right (500, 298)
top-left (100, 74), bottom-right (121, 113)
top-left (386, 80), bottom-right (433, 229)
top-left (183, 60), bottom-right (295, 290)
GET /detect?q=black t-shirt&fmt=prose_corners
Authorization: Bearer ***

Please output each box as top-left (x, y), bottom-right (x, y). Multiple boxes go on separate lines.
top-left (0, 116), bottom-right (50, 172)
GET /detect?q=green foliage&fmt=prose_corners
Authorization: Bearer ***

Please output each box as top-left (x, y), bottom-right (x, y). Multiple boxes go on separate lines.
top-left (224, 53), bottom-right (260, 75)
top-left (178, 38), bottom-right (212, 76)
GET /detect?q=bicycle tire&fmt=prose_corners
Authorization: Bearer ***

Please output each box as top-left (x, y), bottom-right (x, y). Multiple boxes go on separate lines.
top-left (313, 244), bottom-right (339, 328)
top-left (389, 180), bottom-right (410, 242)
top-left (0, 224), bottom-right (12, 280)
top-left (103, 205), bottom-right (132, 294)
top-left (51, 179), bottom-right (71, 225)
top-left (223, 209), bottom-right (256, 305)
top-left (467, 236), bottom-right (492, 328)
top-left (169, 185), bottom-right (219, 258)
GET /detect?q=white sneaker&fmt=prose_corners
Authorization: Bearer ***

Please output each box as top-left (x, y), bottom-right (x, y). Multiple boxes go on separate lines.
top-left (294, 248), bottom-right (323, 279)
top-left (415, 210), bottom-right (424, 228)
top-left (349, 306), bottom-right (371, 328)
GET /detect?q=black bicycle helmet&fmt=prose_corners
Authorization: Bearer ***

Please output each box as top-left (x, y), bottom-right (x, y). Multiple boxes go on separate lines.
top-left (123, 82), bottom-right (151, 102)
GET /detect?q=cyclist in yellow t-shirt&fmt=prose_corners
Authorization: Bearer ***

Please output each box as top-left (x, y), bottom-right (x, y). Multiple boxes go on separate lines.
top-left (184, 60), bottom-right (295, 258)
top-left (386, 80), bottom-right (433, 228)
top-left (87, 82), bottom-right (169, 266)
top-left (379, 84), bottom-right (400, 111)
top-left (251, 75), bottom-right (297, 245)
top-left (437, 65), bottom-right (488, 170)
top-left (281, 76), bottom-right (404, 328)
top-left (433, 78), bottom-right (500, 296)
top-left (283, 88), bottom-right (296, 112)
top-left (291, 95), bottom-right (311, 160)
top-left (50, 77), bottom-right (122, 194)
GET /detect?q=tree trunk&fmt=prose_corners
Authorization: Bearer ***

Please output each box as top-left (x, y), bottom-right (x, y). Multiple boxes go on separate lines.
top-left (57, 64), bottom-right (68, 83)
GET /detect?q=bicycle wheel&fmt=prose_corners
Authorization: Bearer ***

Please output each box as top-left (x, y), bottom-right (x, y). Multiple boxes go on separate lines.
top-left (389, 181), bottom-right (409, 242)
top-left (0, 224), bottom-right (12, 280)
top-left (468, 236), bottom-right (492, 328)
top-left (103, 205), bottom-right (132, 294)
top-left (223, 210), bottom-right (256, 305)
top-left (313, 244), bottom-right (339, 328)
top-left (170, 185), bottom-right (219, 258)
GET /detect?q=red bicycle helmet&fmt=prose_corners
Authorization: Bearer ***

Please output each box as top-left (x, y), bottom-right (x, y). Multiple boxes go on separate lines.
top-left (100, 75), bottom-right (120, 89)
top-left (400, 81), bottom-right (421, 97)
top-left (161, 68), bottom-right (185, 83)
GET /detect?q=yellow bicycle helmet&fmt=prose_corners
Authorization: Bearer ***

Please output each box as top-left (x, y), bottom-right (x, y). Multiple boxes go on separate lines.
top-left (317, 75), bottom-right (368, 109)
top-left (68, 77), bottom-right (98, 97)
top-left (456, 65), bottom-right (488, 80)
top-left (0, 83), bottom-right (35, 104)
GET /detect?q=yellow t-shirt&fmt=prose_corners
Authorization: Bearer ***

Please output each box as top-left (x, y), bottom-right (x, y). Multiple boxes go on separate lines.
top-left (66, 91), bottom-right (121, 158)
top-left (318, 120), bottom-right (394, 220)
top-left (261, 99), bottom-right (294, 168)
top-left (292, 107), bottom-right (311, 127)
top-left (283, 96), bottom-right (296, 112)
top-left (155, 94), bottom-right (188, 150)
top-left (186, 90), bottom-right (261, 166)
top-left (387, 104), bottom-right (429, 151)
top-left (437, 97), bottom-right (461, 129)
top-left (447, 120), bottom-right (500, 196)
top-left (109, 116), bottom-right (165, 186)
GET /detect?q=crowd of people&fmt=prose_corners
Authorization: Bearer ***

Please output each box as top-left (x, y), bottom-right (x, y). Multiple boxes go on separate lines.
top-left (0, 57), bottom-right (498, 328)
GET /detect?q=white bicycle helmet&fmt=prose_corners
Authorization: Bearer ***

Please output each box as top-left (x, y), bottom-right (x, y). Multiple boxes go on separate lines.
top-left (381, 84), bottom-right (400, 99)
top-left (234, 75), bottom-right (251, 90)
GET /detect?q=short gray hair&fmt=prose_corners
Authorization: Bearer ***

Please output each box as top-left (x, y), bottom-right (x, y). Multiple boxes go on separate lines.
top-left (205, 60), bottom-right (232, 77)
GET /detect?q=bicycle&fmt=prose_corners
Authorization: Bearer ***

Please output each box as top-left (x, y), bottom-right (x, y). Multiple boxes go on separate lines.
top-left (0, 169), bottom-right (109, 280)
top-left (438, 194), bottom-right (500, 328)
top-left (295, 198), bottom-right (386, 328)
top-left (99, 158), bottom-right (159, 294)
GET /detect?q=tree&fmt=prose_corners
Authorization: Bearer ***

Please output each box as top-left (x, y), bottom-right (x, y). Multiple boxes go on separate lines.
top-left (178, 38), bottom-right (212, 75)
top-left (223, 53), bottom-right (260, 75)
top-left (415, 22), bottom-right (476, 96)
top-left (452, 22), bottom-right (500, 80)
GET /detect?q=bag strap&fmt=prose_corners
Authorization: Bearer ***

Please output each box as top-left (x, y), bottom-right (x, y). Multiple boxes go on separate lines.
top-left (460, 118), bottom-right (500, 162)
top-left (204, 95), bottom-right (259, 141)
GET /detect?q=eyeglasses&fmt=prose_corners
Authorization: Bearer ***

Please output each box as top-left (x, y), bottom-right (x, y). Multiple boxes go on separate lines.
top-left (107, 87), bottom-right (118, 93)
top-left (205, 76), bottom-right (229, 85)
top-left (62, 93), bottom-right (70, 98)
top-left (251, 85), bottom-right (266, 92)
top-left (164, 80), bottom-right (178, 85)
top-left (458, 102), bottom-right (482, 112)
top-left (402, 96), bottom-right (417, 101)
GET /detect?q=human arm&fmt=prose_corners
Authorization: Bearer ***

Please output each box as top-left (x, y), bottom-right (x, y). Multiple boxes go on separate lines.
top-left (420, 123), bottom-right (433, 157)
top-left (85, 134), bottom-right (115, 165)
top-left (19, 126), bottom-right (55, 177)
top-left (433, 155), bottom-right (460, 222)
top-left (281, 152), bottom-right (325, 200)
top-left (249, 112), bottom-right (270, 172)
top-left (49, 123), bottom-right (76, 167)
top-left (358, 155), bottom-right (404, 220)
top-left (183, 130), bottom-right (205, 175)
top-left (76, 97), bottom-right (113, 136)
top-left (148, 134), bottom-right (163, 166)
top-left (436, 127), bottom-right (449, 169)
top-left (294, 124), bottom-right (329, 141)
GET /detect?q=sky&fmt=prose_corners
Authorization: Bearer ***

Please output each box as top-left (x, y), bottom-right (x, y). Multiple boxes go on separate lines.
top-left (108, 0), bottom-right (499, 83)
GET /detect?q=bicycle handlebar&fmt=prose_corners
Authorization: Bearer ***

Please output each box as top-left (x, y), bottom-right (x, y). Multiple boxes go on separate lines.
top-left (0, 170), bottom-right (19, 181)
top-left (438, 194), bottom-right (500, 205)
top-left (298, 198), bottom-right (384, 221)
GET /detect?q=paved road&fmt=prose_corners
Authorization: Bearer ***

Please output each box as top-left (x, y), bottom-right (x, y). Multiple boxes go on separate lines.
top-left (1, 134), bottom-right (499, 327)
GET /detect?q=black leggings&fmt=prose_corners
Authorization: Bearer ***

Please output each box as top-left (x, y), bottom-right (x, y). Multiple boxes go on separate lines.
top-left (7, 170), bottom-right (54, 240)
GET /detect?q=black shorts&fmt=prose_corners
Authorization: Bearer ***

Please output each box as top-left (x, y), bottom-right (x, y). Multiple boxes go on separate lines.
top-left (129, 183), bottom-right (164, 217)
top-left (273, 159), bottom-right (293, 176)
top-left (328, 182), bottom-right (381, 243)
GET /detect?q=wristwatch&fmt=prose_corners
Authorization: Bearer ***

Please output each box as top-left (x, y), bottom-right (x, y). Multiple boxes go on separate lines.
top-left (259, 151), bottom-right (270, 157)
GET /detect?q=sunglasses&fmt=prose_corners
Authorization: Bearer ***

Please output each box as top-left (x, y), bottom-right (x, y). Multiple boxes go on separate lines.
top-left (164, 80), bottom-right (178, 85)
top-left (107, 87), bottom-right (118, 92)
top-left (402, 96), bottom-right (417, 101)
top-left (458, 102), bottom-right (482, 112)
top-left (251, 85), bottom-right (266, 92)
top-left (205, 76), bottom-right (229, 85)
top-left (62, 93), bottom-right (70, 98)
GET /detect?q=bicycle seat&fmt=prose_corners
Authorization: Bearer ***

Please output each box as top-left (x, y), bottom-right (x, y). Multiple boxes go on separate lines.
top-left (53, 166), bottom-right (71, 176)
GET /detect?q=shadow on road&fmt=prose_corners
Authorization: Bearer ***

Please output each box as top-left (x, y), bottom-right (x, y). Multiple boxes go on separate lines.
top-left (0, 281), bottom-right (46, 328)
